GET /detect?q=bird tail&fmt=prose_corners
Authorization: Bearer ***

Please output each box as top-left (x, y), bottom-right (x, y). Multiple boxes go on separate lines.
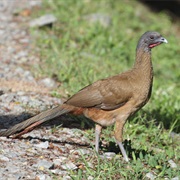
top-left (0, 104), bottom-right (74, 137)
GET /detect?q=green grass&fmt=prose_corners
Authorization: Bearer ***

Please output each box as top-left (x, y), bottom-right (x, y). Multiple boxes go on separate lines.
top-left (29, 0), bottom-right (180, 179)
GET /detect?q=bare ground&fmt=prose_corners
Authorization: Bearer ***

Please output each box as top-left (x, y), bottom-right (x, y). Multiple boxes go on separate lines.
top-left (0, 1), bottom-right (93, 179)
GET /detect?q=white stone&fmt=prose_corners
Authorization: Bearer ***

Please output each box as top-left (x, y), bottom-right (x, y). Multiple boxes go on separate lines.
top-left (61, 162), bottom-right (77, 170)
top-left (29, 14), bottom-right (57, 27)
top-left (0, 154), bottom-right (9, 162)
top-left (168, 159), bottom-right (177, 168)
top-left (145, 172), bottom-right (156, 180)
top-left (34, 141), bottom-right (49, 149)
top-left (53, 157), bottom-right (67, 166)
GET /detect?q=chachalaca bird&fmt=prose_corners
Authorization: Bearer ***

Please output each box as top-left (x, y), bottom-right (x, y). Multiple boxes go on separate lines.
top-left (0, 31), bottom-right (167, 162)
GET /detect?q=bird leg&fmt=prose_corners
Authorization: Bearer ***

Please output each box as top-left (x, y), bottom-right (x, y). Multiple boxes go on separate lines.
top-left (114, 120), bottom-right (129, 162)
top-left (95, 124), bottom-right (102, 153)
top-left (116, 140), bottom-right (129, 162)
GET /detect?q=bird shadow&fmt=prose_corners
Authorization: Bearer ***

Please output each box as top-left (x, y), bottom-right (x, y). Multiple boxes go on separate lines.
top-left (101, 139), bottom-right (153, 160)
top-left (0, 113), bottom-right (94, 148)
top-left (0, 113), bottom-right (152, 159)
top-left (0, 107), bottom-right (177, 160)
top-left (0, 112), bottom-right (32, 129)
top-left (0, 113), bottom-right (94, 130)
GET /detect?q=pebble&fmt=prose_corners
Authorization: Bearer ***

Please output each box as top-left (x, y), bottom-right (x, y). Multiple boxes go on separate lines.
top-left (104, 152), bottom-right (116, 158)
top-left (62, 176), bottom-right (72, 180)
top-left (145, 172), bottom-right (156, 180)
top-left (5, 165), bottom-right (21, 173)
top-left (0, 137), bottom-right (11, 141)
top-left (29, 0), bottom-right (42, 7)
top-left (53, 157), bottom-right (67, 166)
top-left (38, 77), bottom-right (58, 89)
top-left (14, 51), bottom-right (28, 59)
top-left (0, 154), bottom-right (9, 162)
top-left (36, 174), bottom-right (52, 180)
top-left (170, 132), bottom-right (180, 140)
top-left (168, 159), bottom-right (177, 168)
top-left (171, 177), bottom-right (179, 180)
top-left (29, 14), bottom-right (57, 27)
top-left (70, 148), bottom-right (91, 155)
top-left (61, 162), bottom-right (77, 170)
top-left (0, 29), bottom-right (5, 36)
top-left (100, 152), bottom-right (116, 159)
top-left (19, 38), bottom-right (30, 44)
top-left (34, 141), bottom-right (49, 149)
top-left (50, 169), bottom-right (67, 175)
top-left (34, 160), bottom-right (54, 169)
top-left (88, 176), bottom-right (94, 180)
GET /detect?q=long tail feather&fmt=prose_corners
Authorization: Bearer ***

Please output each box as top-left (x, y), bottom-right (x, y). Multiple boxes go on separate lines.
top-left (0, 104), bottom-right (74, 137)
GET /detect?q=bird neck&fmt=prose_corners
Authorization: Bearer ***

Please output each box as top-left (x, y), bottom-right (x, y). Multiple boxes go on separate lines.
top-left (132, 48), bottom-right (154, 101)
top-left (133, 49), bottom-right (153, 73)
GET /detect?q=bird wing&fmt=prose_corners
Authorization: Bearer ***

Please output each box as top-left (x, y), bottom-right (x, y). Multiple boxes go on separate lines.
top-left (65, 73), bottom-right (133, 110)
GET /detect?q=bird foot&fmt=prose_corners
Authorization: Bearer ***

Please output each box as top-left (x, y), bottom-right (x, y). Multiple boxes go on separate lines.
top-left (117, 141), bottom-right (129, 162)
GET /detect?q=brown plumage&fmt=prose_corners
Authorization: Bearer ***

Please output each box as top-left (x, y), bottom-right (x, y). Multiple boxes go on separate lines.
top-left (0, 31), bottom-right (167, 162)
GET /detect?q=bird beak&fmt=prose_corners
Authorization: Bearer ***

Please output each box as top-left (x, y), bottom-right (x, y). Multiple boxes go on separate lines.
top-left (159, 37), bottom-right (168, 44)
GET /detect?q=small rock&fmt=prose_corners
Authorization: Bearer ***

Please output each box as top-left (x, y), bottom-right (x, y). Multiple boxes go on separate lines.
top-left (168, 159), bottom-right (177, 168)
top-left (104, 152), bottom-right (116, 158)
top-left (19, 95), bottom-right (30, 104)
top-left (14, 67), bottom-right (25, 74)
top-left (6, 165), bottom-right (20, 173)
top-left (34, 160), bottom-right (54, 169)
top-left (50, 169), bottom-right (60, 174)
top-left (50, 169), bottom-right (66, 175)
top-left (19, 38), bottom-right (30, 44)
top-left (65, 144), bottom-right (74, 150)
top-left (34, 141), bottom-right (49, 149)
top-left (0, 137), bottom-right (11, 141)
top-left (28, 99), bottom-right (43, 108)
top-left (24, 70), bottom-right (35, 81)
top-left (15, 51), bottom-right (28, 59)
top-left (100, 152), bottom-right (116, 159)
top-left (170, 132), bottom-right (180, 141)
top-left (61, 162), bottom-right (77, 170)
top-left (29, 14), bottom-right (57, 27)
top-left (88, 176), bottom-right (94, 180)
top-left (29, 0), bottom-right (42, 7)
top-left (0, 154), bottom-right (9, 162)
top-left (53, 157), bottom-right (67, 166)
top-left (51, 170), bottom-right (68, 176)
top-left (62, 176), bottom-right (72, 180)
top-left (36, 174), bottom-right (52, 180)
top-left (8, 151), bottom-right (19, 158)
top-left (0, 29), bottom-right (5, 36)
top-left (38, 77), bottom-right (57, 89)
top-left (0, 0), bottom-right (11, 12)
top-left (70, 148), bottom-right (90, 155)
top-left (145, 172), bottom-right (156, 180)
top-left (171, 177), bottom-right (179, 180)
top-left (0, 93), bottom-right (15, 103)
top-left (87, 162), bottom-right (94, 169)
top-left (7, 46), bottom-right (15, 53)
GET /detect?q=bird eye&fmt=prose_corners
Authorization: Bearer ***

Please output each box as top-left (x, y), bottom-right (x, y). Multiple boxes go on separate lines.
top-left (150, 35), bottom-right (154, 40)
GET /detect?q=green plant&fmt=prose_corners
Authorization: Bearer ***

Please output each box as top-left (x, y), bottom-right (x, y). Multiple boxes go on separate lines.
top-left (29, 0), bottom-right (180, 179)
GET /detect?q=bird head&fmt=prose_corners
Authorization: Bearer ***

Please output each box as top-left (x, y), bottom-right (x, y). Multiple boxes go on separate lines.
top-left (137, 31), bottom-right (168, 52)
